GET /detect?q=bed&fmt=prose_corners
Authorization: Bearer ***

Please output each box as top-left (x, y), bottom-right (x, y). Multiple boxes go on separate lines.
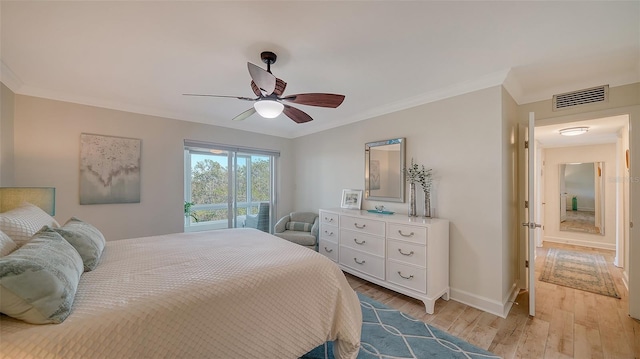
top-left (0, 227), bottom-right (362, 358)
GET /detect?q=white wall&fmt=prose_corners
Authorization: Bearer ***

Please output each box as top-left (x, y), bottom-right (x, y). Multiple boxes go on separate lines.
top-left (293, 86), bottom-right (517, 315)
top-left (501, 87), bottom-right (519, 309)
top-left (12, 95), bottom-right (294, 240)
top-left (1, 82), bottom-right (15, 186)
top-left (543, 144), bottom-right (617, 249)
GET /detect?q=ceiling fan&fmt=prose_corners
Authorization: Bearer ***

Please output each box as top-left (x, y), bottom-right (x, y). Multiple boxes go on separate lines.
top-left (183, 51), bottom-right (345, 124)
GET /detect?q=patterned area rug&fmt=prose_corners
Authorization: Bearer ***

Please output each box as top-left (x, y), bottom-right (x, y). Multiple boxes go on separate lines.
top-left (301, 292), bottom-right (500, 359)
top-left (560, 210), bottom-right (600, 234)
top-left (540, 248), bottom-right (620, 299)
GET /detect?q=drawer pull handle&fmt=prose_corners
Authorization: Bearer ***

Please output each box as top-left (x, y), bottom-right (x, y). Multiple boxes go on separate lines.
top-left (398, 271), bottom-right (414, 280)
top-left (324, 247), bottom-right (333, 253)
top-left (354, 258), bottom-right (366, 265)
top-left (354, 223), bottom-right (366, 229)
top-left (325, 217), bottom-right (334, 222)
top-left (324, 231), bottom-right (334, 236)
top-left (398, 230), bottom-right (414, 237)
top-left (354, 238), bottom-right (366, 245)
top-left (398, 248), bottom-right (414, 256)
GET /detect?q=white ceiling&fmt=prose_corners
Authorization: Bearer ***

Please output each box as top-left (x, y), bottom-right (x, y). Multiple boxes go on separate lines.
top-left (535, 114), bottom-right (629, 149)
top-left (1, 1), bottom-right (638, 139)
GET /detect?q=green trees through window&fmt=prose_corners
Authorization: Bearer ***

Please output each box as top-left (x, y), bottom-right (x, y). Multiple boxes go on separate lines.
top-left (186, 151), bottom-right (272, 226)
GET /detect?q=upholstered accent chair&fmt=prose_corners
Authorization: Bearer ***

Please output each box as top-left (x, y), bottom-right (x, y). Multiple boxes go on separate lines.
top-left (244, 202), bottom-right (270, 233)
top-left (273, 212), bottom-right (319, 250)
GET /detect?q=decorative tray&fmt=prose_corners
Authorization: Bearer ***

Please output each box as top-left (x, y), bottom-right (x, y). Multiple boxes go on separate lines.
top-left (366, 209), bottom-right (395, 215)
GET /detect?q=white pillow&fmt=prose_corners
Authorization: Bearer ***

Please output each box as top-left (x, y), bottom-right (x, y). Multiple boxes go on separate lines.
top-left (0, 202), bottom-right (60, 247)
top-left (0, 230), bottom-right (17, 257)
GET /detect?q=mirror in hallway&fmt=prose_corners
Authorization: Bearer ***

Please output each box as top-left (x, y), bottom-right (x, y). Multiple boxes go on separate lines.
top-left (559, 162), bottom-right (604, 235)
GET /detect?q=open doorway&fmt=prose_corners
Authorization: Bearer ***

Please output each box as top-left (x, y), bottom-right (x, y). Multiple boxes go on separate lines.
top-left (535, 115), bottom-right (629, 270)
top-left (523, 113), bottom-right (631, 310)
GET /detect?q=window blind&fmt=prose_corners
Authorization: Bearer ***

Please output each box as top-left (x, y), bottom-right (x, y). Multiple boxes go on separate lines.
top-left (184, 140), bottom-right (280, 157)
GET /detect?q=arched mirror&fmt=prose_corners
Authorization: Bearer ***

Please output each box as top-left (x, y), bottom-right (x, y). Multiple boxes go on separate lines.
top-left (365, 138), bottom-right (405, 202)
top-left (559, 162), bottom-right (604, 235)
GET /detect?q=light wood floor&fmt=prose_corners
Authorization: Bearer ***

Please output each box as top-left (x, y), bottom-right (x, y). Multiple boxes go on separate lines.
top-left (344, 242), bottom-right (640, 358)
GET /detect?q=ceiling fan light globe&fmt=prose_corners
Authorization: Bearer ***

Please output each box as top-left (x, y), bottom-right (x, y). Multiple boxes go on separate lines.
top-left (254, 100), bottom-right (284, 118)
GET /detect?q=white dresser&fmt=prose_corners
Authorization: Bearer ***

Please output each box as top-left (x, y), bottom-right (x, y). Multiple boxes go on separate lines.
top-left (319, 208), bottom-right (449, 314)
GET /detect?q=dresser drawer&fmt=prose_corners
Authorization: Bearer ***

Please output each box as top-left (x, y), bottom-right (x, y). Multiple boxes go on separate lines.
top-left (387, 260), bottom-right (427, 293)
top-left (320, 211), bottom-right (339, 226)
top-left (339, 246), bottom-right (384, 280)
top-left (320, 224), bottom-right (339, 242)
top-left (387, 239), bottom-right (426, 267)
top-left (340, 229), bottom-right (384, 256)
top-left (341, 215), bottom-right (385, 236)
top-left (319, 239), bottom-right (338, 262)
top-left (387, 223), bottom-right (427, 244)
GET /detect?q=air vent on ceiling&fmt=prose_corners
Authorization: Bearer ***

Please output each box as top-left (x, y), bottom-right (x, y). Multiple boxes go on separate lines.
top-left (552, 85), bottom-right (609, 111)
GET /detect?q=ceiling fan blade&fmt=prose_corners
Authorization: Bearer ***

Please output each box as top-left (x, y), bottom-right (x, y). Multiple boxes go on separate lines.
top-left (280, 93), bottom-right (345, 108)
top-left (250, 81), bottom-right (262, 97)
top-left (252, 78), bottom-right (287, 97)
top-left (273, 78), bottom-right (287, 96)
top-left (283, 104), bottom-right (313, 124)
top-left (232, 107), bottom-right (257, 121)
top-left (183, 94), bottom-right (256, 101)
top-left (247, 62), bottom-right (276, 96)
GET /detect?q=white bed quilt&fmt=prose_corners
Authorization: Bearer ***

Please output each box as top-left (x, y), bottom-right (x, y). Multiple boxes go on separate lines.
top-left (0, 229), bottom-right (362, 358)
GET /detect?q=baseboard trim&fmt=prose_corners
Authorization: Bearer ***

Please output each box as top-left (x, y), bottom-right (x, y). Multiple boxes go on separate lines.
top-left (450, 283), bottom-right (519, 319)
top-left (622, 269), bottom-right (630, 291)
top-left (544, 237), bottom-right (615, 251)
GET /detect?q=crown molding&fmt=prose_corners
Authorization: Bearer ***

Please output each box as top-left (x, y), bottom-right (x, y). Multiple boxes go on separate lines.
top-left (0, 60), bottom-right (24, 93)
top-left (502, 69), bottom-right (524, 105)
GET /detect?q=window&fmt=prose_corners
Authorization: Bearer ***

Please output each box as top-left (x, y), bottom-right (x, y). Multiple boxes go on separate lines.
top-left (184, 140), bottom-right (278, 233)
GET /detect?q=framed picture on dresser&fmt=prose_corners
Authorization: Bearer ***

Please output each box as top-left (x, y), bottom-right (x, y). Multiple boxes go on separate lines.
top-left (341, 189), bottom-right (362, 209)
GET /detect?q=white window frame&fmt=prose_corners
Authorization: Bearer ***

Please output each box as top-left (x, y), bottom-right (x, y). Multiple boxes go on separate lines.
top-left (183, 140), bottom-right (278, 233)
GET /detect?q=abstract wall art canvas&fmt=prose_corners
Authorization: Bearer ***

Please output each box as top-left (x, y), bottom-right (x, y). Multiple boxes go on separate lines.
top-left (80, 133), bottom-right (141, 204)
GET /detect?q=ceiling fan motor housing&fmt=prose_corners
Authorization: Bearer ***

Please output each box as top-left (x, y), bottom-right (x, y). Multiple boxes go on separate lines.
top-left (261, 51), bottom-right (277, 66)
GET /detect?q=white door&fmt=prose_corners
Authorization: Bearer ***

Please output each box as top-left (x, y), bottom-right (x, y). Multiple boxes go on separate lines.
top-left (523, 112), bottom-right (541, 317)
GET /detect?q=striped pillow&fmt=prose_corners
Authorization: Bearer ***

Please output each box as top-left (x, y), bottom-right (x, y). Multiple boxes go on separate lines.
top-left (286, 221), bottom-right (312, 232)
top-left (53, 217), bottom-right (106, 271)
top-left (0, 226), bottom-right (83, 324)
